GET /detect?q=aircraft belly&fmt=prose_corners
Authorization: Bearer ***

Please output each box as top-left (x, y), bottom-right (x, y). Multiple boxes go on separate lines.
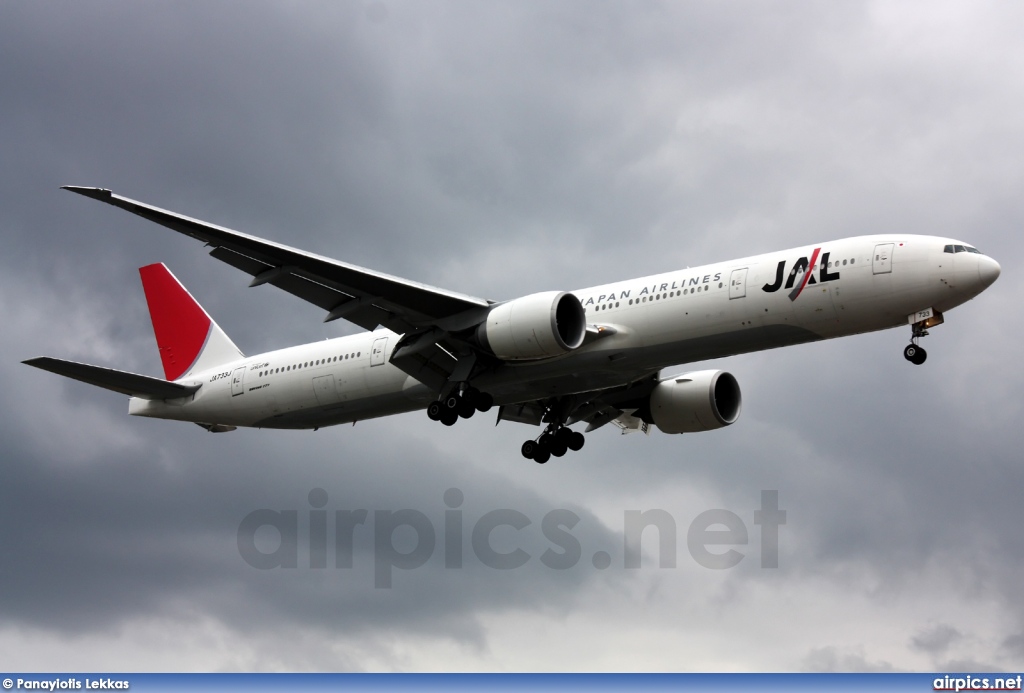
top-left (252, 390), bottom-right (422, 429)
top-left (475, 323), bottom-right (822, 403)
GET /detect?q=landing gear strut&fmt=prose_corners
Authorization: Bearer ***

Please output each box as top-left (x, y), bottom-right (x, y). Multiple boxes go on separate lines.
top-left (426, 384), bottom-right (493, 426)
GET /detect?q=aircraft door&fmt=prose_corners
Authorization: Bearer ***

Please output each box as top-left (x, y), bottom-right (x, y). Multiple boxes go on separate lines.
top-left (230, 366), bottom-right (247, 396)
top-left (370, 337), bottom-right (388, 367)
top-left (312, 374), bottom-right (340, 405)
top-left (729, 268), bottom-right (748, 299)
top-left (873, 243), bottom-right (894, 274)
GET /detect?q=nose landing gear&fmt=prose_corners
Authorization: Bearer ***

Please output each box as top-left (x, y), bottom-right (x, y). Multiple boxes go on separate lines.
top-left (903, 309), bottom-right (946, 365)
top-left (904, 314), bottom-right (937, 365)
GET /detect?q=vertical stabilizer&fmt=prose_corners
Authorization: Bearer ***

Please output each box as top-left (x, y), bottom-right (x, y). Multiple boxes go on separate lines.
top-left (139, 263), bottom-right (244, 380)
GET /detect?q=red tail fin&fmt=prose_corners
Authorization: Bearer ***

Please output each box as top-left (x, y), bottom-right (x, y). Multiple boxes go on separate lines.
top-left (139, 264), bottom-right (243, 381)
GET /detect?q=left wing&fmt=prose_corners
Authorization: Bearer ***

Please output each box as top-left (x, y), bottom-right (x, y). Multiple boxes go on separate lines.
top-left (497, 373), bottom-right (661, 432)
top-left (62, 187), bottom-right (493, 335)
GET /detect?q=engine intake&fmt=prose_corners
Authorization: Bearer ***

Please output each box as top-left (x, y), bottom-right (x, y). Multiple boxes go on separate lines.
top-left (476, 291), bottom-right (586, 360)
top-left (650, 370), bottom-right (742, 434)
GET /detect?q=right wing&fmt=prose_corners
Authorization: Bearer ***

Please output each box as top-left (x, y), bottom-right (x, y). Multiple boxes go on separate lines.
top-left (23, 357), bottom-right (200, 400)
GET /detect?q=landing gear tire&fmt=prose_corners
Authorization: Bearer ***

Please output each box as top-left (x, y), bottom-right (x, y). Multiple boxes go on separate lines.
top-left (522, 421), bottom-right (585, 463)
top-left (475, 391), bottom-right (494, 413)
top-left (427, 401), bottom-right (443, 421)
top-left (457, 396), bottom-right (476, 419)
top-left (538, 432), bottom-right (554, 453)
top-left (904, 344), bottom-right (927, 365)
top-left (441, 409), bottom-right (459, 426)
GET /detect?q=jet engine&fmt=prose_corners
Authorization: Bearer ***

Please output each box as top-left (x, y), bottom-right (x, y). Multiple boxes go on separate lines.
top-left (649, 370), bottom-right (742, 434)
top-left (475, 291), bottom-right (587, 360)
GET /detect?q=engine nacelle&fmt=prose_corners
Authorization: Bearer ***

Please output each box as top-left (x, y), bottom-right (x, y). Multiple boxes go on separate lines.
top-left (650, 370), bottom-right (742, 434)
top-left (476, 291), bottom-right (586, 361)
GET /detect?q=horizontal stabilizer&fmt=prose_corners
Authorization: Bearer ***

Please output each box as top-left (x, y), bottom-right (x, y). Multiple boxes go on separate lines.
top-left (23, 357), bottom-right (200, 400)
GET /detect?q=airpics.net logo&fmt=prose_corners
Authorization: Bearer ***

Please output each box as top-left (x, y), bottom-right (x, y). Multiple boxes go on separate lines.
top-left (236, 489), bottom-right (787, 588)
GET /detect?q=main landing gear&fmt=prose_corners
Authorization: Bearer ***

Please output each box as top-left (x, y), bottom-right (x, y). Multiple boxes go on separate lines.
top-left (521, 425), bottom-right (585, 464)
top-left (426, 385), bottom-right (494, 426)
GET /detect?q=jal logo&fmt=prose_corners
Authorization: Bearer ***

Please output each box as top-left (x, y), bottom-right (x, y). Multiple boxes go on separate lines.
top-left (761, 248), bottom-right (840, 300)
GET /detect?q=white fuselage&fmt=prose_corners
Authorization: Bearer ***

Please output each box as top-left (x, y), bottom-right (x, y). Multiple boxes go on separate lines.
top-left (129, 235), bottom-right (999, 430)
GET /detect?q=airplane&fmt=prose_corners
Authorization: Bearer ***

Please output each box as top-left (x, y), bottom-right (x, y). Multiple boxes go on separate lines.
top-left (24, 187), bottom-right (1001, 464)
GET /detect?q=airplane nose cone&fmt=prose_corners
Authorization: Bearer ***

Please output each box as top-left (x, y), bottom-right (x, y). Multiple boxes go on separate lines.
top-left (979, 255), bottom-right (1001, 287)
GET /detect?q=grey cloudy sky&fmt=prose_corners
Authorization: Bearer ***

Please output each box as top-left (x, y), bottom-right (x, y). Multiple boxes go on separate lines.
top-left (1, 0), bottom-right (1022, 672)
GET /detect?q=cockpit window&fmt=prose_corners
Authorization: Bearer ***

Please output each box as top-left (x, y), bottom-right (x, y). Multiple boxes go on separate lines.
top-left (943, 244), bottom-right (982, 254)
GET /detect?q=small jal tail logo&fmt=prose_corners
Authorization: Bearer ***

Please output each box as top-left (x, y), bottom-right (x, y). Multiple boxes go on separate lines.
top-left (762, 248), bottom-right (840, 300)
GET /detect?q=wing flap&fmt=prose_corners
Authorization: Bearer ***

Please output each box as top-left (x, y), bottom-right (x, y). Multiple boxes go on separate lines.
top-left (23, 357), bottom-right (200, 400)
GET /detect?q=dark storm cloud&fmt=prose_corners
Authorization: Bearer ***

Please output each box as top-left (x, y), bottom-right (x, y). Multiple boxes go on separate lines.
top-left (1, 0), bottom-right (1023, 672)
top-left (0, 414), bottom-right (626, 665)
